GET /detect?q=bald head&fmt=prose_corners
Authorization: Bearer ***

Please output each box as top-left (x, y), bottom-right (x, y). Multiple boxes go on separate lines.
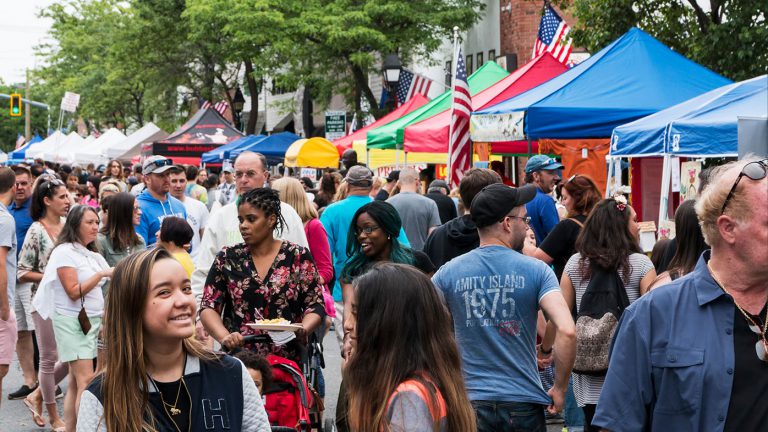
top-left (234, 151), bottom-right (269, 194)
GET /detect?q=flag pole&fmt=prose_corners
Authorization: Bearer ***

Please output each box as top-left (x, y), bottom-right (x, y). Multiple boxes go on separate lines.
top-left (447, 26), bottom-right (460, 187)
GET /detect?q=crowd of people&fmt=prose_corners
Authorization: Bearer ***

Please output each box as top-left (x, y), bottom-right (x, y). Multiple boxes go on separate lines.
top-left (0, 149), bottom-right (764, 432)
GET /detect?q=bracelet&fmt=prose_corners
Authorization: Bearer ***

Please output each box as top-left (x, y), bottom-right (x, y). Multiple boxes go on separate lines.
top-left (539, 345), bottom-right (552, 355)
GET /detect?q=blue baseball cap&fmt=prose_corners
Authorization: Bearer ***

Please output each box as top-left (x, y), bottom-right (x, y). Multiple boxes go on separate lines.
top-left (525, 155), bottom-right (564, 174)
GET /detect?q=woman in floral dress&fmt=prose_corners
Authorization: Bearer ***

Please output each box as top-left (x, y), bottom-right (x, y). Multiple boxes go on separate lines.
top-left (200, 188), bottom-right (325, 363)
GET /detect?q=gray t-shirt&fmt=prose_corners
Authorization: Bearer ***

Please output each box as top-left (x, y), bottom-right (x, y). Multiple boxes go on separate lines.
top-left (387, 192), bottom-right (441, 251)
top-left (0, 203), bottom-right (17, 305)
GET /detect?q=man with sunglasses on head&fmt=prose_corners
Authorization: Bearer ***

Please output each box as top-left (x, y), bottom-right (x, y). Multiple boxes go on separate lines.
top-left (594, 156), bottom-right (768, 432)
top-left (136, 155), bottom-right (187, 247)
top-left (523, 155), bottom-right (563, 244)
top-left (432, 183), bottom-right (576, 431)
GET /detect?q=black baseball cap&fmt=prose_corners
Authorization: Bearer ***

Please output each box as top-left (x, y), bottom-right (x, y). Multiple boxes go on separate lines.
top-left (470, 184), bottom-right (537, 228)
top-left (386, 170), bottom-right (400, 183)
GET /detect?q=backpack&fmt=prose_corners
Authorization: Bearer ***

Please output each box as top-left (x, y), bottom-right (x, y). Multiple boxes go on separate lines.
top-left (573, 261), bottom-right (630, 376)
top-left (263, 354), bottom-right (312, 431)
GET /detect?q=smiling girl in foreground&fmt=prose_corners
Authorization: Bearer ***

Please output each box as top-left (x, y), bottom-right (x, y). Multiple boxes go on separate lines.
top-left (76, 248), bottom-right (270, 431)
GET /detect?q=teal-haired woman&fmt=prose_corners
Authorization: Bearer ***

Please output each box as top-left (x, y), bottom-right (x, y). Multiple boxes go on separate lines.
top-left (336, 200), bottom-right (435, 429)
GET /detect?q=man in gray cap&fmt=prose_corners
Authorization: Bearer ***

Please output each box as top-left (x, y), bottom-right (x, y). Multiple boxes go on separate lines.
top-left (425, 179), bottom-right (457, 224)
top-left (217, 166), bottom-right (236, 206)
top-left (431, 183), bottom-right (576, 431)
top-left (524, 155), bottom-right (564, 244)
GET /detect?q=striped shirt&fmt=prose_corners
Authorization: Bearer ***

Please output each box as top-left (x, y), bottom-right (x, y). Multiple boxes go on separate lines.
top-left (565, 253), bottom-right (654, 406)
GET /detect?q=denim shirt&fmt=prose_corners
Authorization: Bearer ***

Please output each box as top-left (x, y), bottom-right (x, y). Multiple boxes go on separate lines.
top-left (594, 251), bottom-right (736, 432)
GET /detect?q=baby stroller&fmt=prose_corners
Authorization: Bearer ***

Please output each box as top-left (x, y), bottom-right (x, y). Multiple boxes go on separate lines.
top-left (242, 333), bottom-right (336, 432)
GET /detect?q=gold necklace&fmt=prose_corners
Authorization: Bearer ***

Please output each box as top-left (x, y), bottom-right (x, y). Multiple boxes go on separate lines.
top-left (708, 262), bottom-right (768, 351)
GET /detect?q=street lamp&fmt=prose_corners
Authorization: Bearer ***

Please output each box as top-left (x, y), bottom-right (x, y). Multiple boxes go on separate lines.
top-left (382, 53), bottom-right (402, 90)
top-left (232, 87), bottom-right (246, 131)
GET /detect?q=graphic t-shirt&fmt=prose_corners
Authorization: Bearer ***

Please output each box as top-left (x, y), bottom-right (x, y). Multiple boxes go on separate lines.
top-left (432, 245), bottom-right (560, 404)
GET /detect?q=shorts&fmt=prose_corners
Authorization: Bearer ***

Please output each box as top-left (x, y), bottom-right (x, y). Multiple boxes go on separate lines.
top-left (14, 282), bottom-right (35, 331)
top-left (0, 310), bottom-right (18, 365)
top-left (52, 313), bottom-right (101, 362)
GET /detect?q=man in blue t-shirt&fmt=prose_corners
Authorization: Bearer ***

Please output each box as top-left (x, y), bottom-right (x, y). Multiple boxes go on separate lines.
top-left (432, 183), bottom-right (576, 432)
top-left (524, 155), bottom-right (563, 244)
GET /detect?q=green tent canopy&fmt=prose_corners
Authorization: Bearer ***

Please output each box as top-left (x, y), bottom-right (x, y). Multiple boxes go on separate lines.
top-left (366, 61), bottom-right (509, 150)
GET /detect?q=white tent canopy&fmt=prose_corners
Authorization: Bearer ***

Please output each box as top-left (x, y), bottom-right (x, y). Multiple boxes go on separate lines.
top-left (29, 131), bottom-right (75, 161)
top-left (107, 123), bottom-right (168, 161)
top-left (74, 128), bottom-right (126, 166)
top-left (43, 132), bottom-right (86, 163)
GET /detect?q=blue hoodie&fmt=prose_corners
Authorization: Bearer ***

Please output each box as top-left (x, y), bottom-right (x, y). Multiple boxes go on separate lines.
top-left (136, 190), bottom-right (187, 247)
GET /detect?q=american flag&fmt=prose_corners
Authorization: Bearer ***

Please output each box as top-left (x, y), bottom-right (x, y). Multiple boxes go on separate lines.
top-left (199, 98), bottom-right (229, 116)
top-left (395, 69), bottom-right (433, 107)
top-left (533, 3), bottom-right (572, 64)
top-left (448, 47), bottom-right (472, 189)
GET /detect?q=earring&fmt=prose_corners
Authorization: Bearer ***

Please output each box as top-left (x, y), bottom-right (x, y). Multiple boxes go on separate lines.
top-left (387, 235), bottom-right (391, 240)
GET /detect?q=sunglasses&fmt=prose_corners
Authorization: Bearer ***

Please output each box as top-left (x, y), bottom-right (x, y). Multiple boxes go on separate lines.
top-left (146, 158), bottom-right (174, 171)
top-left (566, 174), bottom-right (579, 184)
top-left (720, 159), bottom-right (767, 215)
top-left (42, 179), bottom-right (65, 193)
top-left (748, 321), bottom-right (768, 362)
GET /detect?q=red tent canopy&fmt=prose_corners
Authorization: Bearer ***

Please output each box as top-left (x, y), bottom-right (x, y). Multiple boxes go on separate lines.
top-left (144, 107), bottom-right (244, 165)
top-left (403, 53), bottom-right (567, 153)
top-left (333, 94), bottom-right (429, 155)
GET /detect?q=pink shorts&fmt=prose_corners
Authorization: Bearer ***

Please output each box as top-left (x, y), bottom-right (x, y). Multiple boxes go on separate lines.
top-left (0, 310), bottom-right (18, 365)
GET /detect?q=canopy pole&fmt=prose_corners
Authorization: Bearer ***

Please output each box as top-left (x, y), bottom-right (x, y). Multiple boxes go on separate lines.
top-left (527, 139), bottom-right (532, 157)
top-left (658, 154), bottom-right (672, 231)
top-left (366, 148), bottom-right (370, 167)
top-left (605, 155), bottom-right (614, 198)
top-left (404, 151), bottom-right (408, 164)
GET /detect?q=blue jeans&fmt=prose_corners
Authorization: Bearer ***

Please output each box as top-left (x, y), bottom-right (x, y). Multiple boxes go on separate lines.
top-left (472, 401), bottom-right (546, 432)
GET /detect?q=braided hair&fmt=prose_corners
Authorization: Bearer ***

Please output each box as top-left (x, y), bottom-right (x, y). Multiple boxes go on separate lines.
top-left (237, 188), bottom-right (286, 236)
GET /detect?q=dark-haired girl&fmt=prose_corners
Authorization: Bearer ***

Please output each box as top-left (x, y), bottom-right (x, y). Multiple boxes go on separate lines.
top-left (200, 188), bottom-right (325, 362)
top-left (19, 177), bottom-right (70, 430)
top-left (96, 192), bottom-right (146, 270)
top-left (344, 263), bottom-right (477, 432)
top-left (650, 200), bottom-right (708, 289)
top-left (559, 197), bottom-right (655, 430)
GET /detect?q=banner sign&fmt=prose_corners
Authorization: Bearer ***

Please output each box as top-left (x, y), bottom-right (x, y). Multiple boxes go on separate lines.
top-left (375, 163), bottom-right (427, 179)
top-left (470, 111), bottom-right (525, 142)
top-left (680, 161), bottom-right (702, 200)
top-left (325, 111), bottom-right (347, 141)
top-left (146, 143), bottom-right (222, 158)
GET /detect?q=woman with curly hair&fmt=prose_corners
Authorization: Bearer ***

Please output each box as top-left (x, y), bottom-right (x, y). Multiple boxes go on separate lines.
top-left (199, 188), bottom-right (325, 363)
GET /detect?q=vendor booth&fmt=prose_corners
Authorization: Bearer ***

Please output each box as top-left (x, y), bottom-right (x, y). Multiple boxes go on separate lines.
top-left (472, 27), bottom-right (732, 193)
top-left (9, 133), bottom-right (45, 162)
top-left (609, 75), bottom-right (767, 225)
top-left (229, 132), bottom-right (301, 162)
top-left (144, 107), bottom-right (244, 165)
top-left (201, 134), bottom-right (266, 164)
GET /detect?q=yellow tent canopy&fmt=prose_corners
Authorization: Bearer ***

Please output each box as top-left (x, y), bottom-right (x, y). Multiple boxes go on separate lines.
top-left (284, 137), bottom-right (340, 168)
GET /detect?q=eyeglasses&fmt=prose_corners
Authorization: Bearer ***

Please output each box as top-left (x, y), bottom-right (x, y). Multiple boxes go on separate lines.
top-left (506, 215), bottom-right (531, 225)
top-left (355, 225), bottom-right (381, 236)
top-left (720, 159), bottom-right (767, 215)
top-left (235, 170), bottom-right (264, 179)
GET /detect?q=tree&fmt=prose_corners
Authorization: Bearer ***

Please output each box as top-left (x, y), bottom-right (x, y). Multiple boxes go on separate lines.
top-left (268, 0), bottom-right (485, 119)
top-left (569, 0), bottom-right (767, 81)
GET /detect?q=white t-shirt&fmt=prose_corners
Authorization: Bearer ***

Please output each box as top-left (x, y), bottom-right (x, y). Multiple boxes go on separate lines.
top-left (181, 197), bottom-right (210, 260)
top-left (48, 243), bottom-right (109, 318)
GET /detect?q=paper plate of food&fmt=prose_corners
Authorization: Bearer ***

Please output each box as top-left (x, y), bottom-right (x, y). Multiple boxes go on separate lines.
top-left (246, 319), bottom-right (303, 332)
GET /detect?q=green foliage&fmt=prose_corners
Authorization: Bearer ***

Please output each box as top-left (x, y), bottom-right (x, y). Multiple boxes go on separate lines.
top-left (33, 0), bottom-right (484, 133)
top-left (570, 0), bottom-right (767, 81)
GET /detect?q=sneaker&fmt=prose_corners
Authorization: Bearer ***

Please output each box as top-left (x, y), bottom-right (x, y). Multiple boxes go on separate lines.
top-left (55, 386), bottom-right (64, 399)
top-left (8, 383), bottom-right (38, 400)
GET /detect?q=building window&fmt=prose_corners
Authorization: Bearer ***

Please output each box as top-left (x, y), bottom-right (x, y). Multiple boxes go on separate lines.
top-left (466, 55), bottom-right (473, 75)
top-left (489, 49), bottom-right (497, 62)
top-left (477, 52), bottom-right (484, 68)
top-left (445, 60), bottom-right (452, 87)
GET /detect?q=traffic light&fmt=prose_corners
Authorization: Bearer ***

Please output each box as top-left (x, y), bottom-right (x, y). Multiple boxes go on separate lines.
top-left (9, 94), bottom-right (22, 117)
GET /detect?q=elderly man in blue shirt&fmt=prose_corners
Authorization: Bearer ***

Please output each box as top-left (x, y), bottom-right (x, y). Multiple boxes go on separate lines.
top-left (594, 156), bottom-right (768, 432)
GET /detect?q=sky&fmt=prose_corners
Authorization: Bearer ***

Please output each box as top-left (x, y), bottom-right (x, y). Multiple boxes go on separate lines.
top-left (0, 0), bottom-right (57, 85)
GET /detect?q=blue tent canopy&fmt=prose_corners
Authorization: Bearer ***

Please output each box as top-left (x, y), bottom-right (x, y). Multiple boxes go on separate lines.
top-left (9, 134), bottom-right (43, 160)
top-left (474, 28), bottom-right (732, 140)
top-left (611, 75), bottom-right (767, 157)
top-left (229, 132), bottom-right (301, 161)
top-left (201, 134), bottom-right (266, 164)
